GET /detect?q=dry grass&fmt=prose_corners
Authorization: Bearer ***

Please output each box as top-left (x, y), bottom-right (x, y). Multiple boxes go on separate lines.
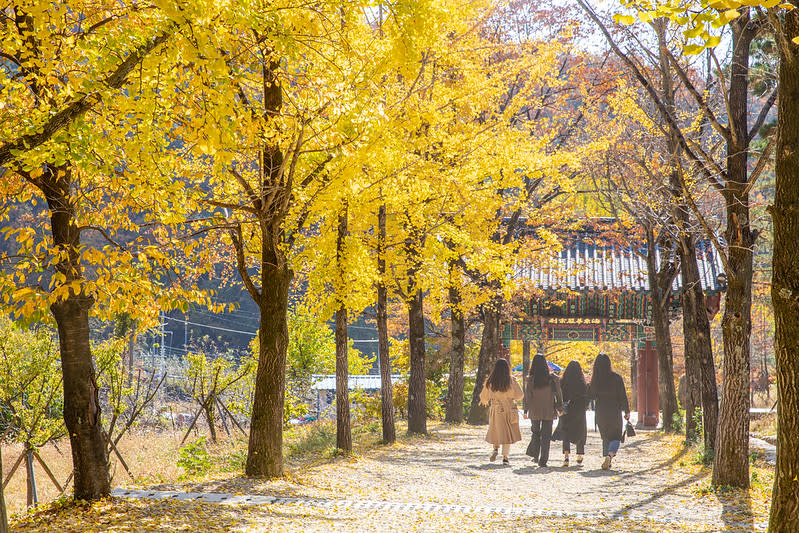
top-left (750, 412), bottom-right (777, 437)
top-left (2, 419), bottom-right (388, 519)
top-left (3, 430), bottom-right (187, 517)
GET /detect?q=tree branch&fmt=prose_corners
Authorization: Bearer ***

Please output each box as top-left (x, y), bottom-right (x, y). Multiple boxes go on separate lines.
top-left (0, 28), bottom-right (174, 167)
top-left (748, 87), bottom-right (777, 143)
top-left (665, 48), bottom-right (731, 141)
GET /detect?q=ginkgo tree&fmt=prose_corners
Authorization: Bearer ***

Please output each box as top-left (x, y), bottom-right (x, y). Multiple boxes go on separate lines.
top-left (171, 0), bottom-right (470, 476)
top-left (0, 0), bottom-right (238, 500)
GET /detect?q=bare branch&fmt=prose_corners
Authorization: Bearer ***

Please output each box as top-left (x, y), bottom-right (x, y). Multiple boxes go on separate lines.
top-left (748, 87), bottom-right (777, 143)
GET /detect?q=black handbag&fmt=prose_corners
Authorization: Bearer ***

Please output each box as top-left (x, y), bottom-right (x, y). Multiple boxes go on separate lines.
top-left (624, 420), bottom-right (636, 439)
top-left (551, 422), bottom-right (564, 441)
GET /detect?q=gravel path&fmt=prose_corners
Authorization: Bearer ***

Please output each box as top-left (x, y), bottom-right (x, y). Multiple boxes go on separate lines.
top-left (126, 420), bottom-right (766, 532)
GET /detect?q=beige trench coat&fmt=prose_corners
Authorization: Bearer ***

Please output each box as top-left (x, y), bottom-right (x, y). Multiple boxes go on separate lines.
top-left (479, 378), bottom-right (524, 446)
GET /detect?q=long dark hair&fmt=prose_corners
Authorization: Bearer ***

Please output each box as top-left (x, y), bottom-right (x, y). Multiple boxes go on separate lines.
top-left (529, 354), bottom-right (550, 388)
top-left (561, 360), bottom-right (587, 397)
top-left (590, 353), bottom-right (613, 389)
top-left (486, 358), bottom-right (511, 392)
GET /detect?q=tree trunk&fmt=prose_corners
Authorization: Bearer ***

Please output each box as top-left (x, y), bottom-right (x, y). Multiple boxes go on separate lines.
top-left (376, 204), bottom-right (396, 443)
top-left (405, 223), bottom-right (427, 435)
top-left (679, 233), bottom-right (719, 451)
top-left (407, 287), bottom-right (427, 434)
top-left (712, 14), bottom-right (756, 489)
top-left (126, 325), bottom-right (135, 388)
top-left (0, 444), bottom-right (8, 533)
top-left (654, 17), bottom-right (717, 447)
top-left (468, 297), bottom-right (501, 425)
top-left (41, 165), bottom-right (110, 500)
top-left (245, 54), bottom-right (292, 478)
top-left (335, 304), bottom-right (351, 451)
top-left (335, 207), bottom-right (351, 452)
top-left (445, 261), bottom-right (465, 423)
top-left (245, 260), bottom-right (291, 477)
top-left (204, 393), bottom-right (217, 443)
top-left (768, 12), bottom-right (799, 530)
top-left (645, 227), bottom-right (679, 431)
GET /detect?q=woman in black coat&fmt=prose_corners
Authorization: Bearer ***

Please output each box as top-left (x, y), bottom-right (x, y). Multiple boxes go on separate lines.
top-left (587, 353), bottom-right (630, 470)
top-left (553, 360), bottom-right (588, 467)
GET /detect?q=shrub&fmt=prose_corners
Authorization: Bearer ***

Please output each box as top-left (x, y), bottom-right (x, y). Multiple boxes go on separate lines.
top-left (425, 378), bottom-right (446, 420)
top-left (463, 375), bottom-right (476, 419)
top-left (671, 410), bottom-right (684, 433)
top-left (177, 436), bottom-right (213, 478)
top-left (393, 382), bottom-right (408, 418)
top-left (351, 389), bottom-right (381, 421)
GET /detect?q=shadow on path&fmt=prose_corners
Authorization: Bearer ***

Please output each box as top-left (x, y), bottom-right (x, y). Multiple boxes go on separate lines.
top-left (718, 487), bottom-right (756, 532)
top-left (606, 471), bottom-right (706, 521)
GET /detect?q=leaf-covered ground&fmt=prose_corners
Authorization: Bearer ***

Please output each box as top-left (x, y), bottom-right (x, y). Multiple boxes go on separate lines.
top-left (10, 422), bottom-right (772, 532)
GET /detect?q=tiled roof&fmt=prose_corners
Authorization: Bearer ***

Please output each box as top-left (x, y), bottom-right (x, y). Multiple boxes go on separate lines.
top-left (515, 237), bottom-right (725, 294)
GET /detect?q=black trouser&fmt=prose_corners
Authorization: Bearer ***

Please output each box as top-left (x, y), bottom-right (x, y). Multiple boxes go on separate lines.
top-left (562, 437), bottom-right (585, 455)
top-left (526, 419), bottom-right (552, 466)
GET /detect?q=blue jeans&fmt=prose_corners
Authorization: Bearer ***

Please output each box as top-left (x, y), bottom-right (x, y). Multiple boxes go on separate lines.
top-left (602, 439), bottom-right (620, 456)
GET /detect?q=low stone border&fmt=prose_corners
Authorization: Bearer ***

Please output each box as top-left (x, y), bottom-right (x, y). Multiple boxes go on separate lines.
top-left (112, 488), bottom-right (602, 520)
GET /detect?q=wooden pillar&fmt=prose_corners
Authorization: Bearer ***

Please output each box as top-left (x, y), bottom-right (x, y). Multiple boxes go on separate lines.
top-left (630, 338), bottom-right (638, 412)
top-left (637, 341), bottom-right (659, 428)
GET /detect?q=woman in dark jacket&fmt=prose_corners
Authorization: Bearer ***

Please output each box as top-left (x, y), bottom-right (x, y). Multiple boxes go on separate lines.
top-left (554, 360), bottom-right (588, 467)
top-left (587, 353), bottom-right (630, 470)
top-left (523, 354), bottom-right (562, 467)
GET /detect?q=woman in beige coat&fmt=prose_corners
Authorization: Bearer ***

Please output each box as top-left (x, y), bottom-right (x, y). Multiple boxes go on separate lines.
top-left (479, 358), bottom-right (524, 465)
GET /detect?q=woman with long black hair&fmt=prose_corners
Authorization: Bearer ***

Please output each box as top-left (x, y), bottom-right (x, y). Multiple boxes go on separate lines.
top-left (523, 354), bottom-right (562, 467)
top-left (479, 358), bottom-right (524, 465)
top-left (587, 353), bottom-right (630, 470)
top-left (553, 360), bottom-right (588, 467)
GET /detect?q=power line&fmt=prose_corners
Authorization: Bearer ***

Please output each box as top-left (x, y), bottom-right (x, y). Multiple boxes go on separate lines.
top-left (163, 315), bottom-right (258, 337)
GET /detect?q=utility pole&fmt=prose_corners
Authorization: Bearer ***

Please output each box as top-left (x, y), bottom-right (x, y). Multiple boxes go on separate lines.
top-left (160, 311), bottom-right (166, 360)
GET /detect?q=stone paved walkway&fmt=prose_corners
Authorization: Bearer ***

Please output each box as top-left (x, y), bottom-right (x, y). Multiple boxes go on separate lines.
top-left (109, 421), bottom-right (767, 532)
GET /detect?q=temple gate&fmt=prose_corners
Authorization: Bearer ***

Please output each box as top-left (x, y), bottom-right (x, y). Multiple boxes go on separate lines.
top-left (503, 229), bottom-right (725, 429)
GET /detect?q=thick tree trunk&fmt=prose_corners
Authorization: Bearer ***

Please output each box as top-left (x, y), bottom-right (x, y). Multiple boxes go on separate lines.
top-left (376, 204), bottom-right (395, 443)
top-left (407, 287), bottom-right (427, 434)
top-left (245, 260), bottom-right (291, 477)
top-left (468, 297), bottom-right (501, 425)
top-left (445, 261), bottom-right (465, 424)
top-left (713, 189), bottom-right (753, 486)
top-left (769, 13), bottom-right (799, 530)
top-left (679, 234), bottom-right (718, 451)
top-left (713, 15), bottom-right (755, 489)
top-left (41, 165), bottom-right (110, 500)
top-left (245, 54), bottom-right (293, 477)
top-left (335, 208), bottom-right (351, 451)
